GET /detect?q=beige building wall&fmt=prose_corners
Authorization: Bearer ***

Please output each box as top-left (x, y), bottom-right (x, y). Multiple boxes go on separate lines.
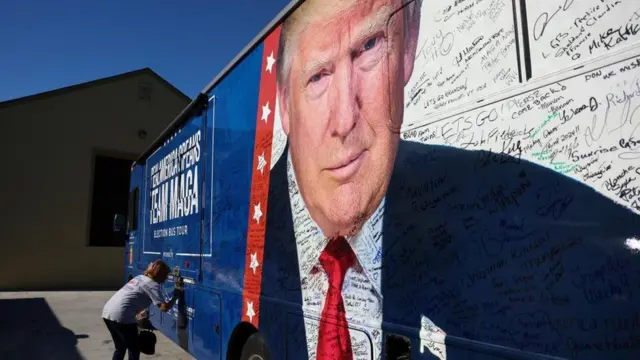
top-left (0, 69), bottom-right (190, 290)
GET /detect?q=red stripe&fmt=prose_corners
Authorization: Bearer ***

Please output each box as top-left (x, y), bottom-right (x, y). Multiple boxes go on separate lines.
top-left (241, 25), bottom-right (282, 328)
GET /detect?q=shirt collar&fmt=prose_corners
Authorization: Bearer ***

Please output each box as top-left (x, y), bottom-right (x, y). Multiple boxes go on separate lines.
top-left (286, 150), bottom-right (384, 296)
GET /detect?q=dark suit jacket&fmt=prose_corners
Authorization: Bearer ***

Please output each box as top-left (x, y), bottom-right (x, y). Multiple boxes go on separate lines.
top-left (257, 140), bottom-right (640, 360)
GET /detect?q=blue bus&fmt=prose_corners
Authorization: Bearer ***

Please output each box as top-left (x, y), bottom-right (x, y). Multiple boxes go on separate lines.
top-left (116, 0), bottom-right (640, 358)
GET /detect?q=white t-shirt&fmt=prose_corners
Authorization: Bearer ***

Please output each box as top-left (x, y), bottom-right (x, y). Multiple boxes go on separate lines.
top-left (102, 275), bottom-right (166, 324)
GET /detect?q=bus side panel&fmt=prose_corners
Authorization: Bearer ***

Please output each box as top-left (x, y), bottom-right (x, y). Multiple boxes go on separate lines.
top-left (200, 42), bottom-right (265, 358)
top-left (191, 288), bottom-right (223, 358)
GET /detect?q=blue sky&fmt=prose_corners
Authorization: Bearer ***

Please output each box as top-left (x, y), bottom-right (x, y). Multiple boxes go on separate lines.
top-left (0, 0), bottom-right (291, 102)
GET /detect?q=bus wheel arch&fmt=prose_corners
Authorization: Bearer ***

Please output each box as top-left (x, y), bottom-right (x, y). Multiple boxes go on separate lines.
top-left (226, 322), bottom-right (270, 360)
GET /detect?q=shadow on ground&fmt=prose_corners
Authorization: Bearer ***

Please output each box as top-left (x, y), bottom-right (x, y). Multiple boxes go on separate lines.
top-left (0, 297), bottom-right (87, 360)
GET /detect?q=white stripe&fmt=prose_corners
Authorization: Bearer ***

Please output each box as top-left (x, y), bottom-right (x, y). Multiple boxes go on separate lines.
top-left (175, 253), bottom-right (213, 257)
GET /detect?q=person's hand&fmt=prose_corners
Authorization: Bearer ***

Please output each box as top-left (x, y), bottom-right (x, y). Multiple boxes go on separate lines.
top-left (136, 309), bottom-right (149, 320)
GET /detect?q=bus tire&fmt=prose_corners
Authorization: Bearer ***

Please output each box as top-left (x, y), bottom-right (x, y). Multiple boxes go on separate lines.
top-left (239, 332), bottom-right (270, 360)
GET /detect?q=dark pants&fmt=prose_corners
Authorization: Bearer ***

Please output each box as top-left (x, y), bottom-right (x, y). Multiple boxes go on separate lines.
top-left (103, 318), bottom-right (140, 360)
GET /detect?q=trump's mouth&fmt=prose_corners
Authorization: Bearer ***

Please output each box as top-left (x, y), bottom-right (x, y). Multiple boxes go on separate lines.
top-left (326, 150), bottom-right (367, 180)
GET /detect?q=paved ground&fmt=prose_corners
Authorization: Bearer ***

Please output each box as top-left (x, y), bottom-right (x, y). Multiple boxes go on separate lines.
top-left (0, 291), bottom-right (194, 360)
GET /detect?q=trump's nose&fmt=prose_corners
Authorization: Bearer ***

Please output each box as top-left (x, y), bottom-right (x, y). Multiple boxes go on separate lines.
top-left (329, 62), bottom-right (360, 138)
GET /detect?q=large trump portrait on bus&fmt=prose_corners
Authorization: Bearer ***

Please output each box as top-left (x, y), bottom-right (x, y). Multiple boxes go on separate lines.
top-left (239, 0), bottom-right (640, 359)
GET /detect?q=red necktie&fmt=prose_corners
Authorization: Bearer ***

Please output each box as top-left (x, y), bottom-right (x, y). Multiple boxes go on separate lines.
top-left (316, 237), bottom-right (355, 360)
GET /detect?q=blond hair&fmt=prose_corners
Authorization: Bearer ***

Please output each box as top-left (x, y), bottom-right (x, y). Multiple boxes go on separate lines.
top-left (143, 259), bottom-right (170, 281)
top-left (276, 0), bottom-right (423, 88)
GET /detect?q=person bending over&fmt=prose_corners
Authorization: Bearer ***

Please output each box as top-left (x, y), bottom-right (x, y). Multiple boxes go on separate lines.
top-left (102, 260), bottom-right (182, 360)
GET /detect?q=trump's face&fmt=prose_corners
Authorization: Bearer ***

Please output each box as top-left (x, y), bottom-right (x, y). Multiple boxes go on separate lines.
top-left (279, 0), bottom-right (419, 237)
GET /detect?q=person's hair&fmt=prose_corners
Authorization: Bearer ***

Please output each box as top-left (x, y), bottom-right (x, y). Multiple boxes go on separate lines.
top-left (143, 259), bottom-right (170, 281)
top-left (276, 0), bottom-right (423, 88)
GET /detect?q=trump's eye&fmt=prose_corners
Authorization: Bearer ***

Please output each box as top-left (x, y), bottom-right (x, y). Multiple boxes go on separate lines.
top-left (306, 70), bottom-right (329, 98)
top-left (309, 73), bottom-right (324, 83)
top-left (355, 34), bottom-right (384, 70)
top-left (363, 36), bottom-right (378, 51)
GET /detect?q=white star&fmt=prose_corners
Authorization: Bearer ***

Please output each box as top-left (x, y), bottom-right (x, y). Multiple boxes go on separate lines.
top-left (257, 152), bottom-right (267, 175)
top-left (261, 102), bottom-right (271, 123)
top-left (249, 252), bottom-right (259, 274)
top-left (246, 301), bottom-right (255, 322)
top-left (265, 51), bottom-right (276, 73)
top-left (253, 203), bottom-right (263, 224)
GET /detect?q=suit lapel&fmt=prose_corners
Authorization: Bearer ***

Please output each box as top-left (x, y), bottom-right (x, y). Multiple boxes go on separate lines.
top-left (261, 145), bottom-right (309, 359)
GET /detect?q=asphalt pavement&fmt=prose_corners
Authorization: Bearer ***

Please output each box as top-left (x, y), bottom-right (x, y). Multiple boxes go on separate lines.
top-left (0, 291), bottom-right (194, 360)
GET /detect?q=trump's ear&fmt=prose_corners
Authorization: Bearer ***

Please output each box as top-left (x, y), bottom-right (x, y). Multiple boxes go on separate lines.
top-left (277, 84), bottom-right (291, 136)
top-left (403, 4), bottom-right (421, 85)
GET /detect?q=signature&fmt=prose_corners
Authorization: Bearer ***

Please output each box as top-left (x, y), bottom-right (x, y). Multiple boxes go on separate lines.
top-left (589, 22), bottom-right (640, 53)
top-left (585, 82), bottom-right (640, 151)
top-left (533, 0), bottom-right (576, 41)
top-left (416, 29), bottom-right (455, 65)
top-left (535, 180), bottom-right (573, 220)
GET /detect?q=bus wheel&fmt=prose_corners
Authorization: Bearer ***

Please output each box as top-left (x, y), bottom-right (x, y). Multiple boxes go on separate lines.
top-left (240, 332), bottom-right (270, 360)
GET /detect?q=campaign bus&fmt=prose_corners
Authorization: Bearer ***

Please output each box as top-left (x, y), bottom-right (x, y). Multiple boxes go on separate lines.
top-left (115, 0), bottom-right (640, 358)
